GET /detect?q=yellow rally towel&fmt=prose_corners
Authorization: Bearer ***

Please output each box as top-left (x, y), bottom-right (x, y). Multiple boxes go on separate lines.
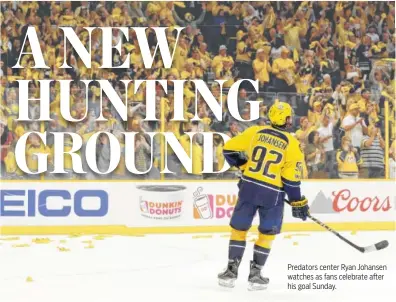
top-left (174, 2), bottom-right (186, 8)
top-left (320, 61), bottom-right (329, 68)
top-left (345, 41), bottom-right (356, 49)
top-left (293, 48), bottom-right (299, 62)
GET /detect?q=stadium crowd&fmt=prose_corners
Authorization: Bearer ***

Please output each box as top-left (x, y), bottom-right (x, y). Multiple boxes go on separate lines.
top-left (0, 1), bottom-right (395, 180)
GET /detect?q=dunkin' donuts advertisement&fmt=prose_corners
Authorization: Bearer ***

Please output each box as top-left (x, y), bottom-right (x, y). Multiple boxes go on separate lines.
top-left (137, 185), bottom-right (186, 220)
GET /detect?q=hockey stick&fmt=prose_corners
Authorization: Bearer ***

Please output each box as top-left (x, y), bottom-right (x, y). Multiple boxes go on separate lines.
top-left (306, 213), bottom-right (389, 253)
top-left (285, 200), bottom-right (389, 253)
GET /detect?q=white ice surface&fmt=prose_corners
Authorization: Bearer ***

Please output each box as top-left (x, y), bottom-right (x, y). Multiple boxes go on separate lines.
top-left (0, 231), bottom-right (395, 302)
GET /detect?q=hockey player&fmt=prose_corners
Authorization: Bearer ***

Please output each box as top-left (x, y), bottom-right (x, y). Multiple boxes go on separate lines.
top-left (218, 101), bottom-right (309, 291)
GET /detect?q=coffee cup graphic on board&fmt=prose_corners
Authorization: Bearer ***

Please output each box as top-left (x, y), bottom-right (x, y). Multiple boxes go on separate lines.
top-left (193, 187), bottom-right (213, 219)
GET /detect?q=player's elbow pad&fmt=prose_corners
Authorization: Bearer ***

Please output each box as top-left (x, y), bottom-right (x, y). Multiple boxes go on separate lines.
top-left (223, 150), bottom-right (248, 168)
top-left (282, 177), bottom-right (302, 201)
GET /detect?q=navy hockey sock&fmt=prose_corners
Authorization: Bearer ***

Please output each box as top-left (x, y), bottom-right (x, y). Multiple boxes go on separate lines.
top-left (229, 240), bottom-right (246, 260)
top-left (253, 233), bottom-right (274, 266)
top-left (253, 245), bottom-right (271, 266)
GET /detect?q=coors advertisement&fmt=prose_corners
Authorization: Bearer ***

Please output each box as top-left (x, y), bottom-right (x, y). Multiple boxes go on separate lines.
top-left (310, 189), bottom-right (395, 214)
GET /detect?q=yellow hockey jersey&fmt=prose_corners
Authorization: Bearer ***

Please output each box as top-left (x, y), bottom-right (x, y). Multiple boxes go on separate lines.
top-left (223, 125), bottom-right (304, 205)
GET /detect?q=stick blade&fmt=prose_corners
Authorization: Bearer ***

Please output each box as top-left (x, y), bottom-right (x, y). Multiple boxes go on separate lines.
top-left (364, 240), bottom-right (389, 253)
top-left (374, 240), bottom-right (389, 251)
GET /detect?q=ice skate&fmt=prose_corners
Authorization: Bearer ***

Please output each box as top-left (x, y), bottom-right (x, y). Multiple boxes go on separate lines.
top-left (247, 261), bottom-right (269, 291)
top-left (218, 258), bottom-right (240, 288)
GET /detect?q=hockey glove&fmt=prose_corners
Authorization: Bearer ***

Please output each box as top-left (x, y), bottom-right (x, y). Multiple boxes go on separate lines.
top-left (223, 151), bottom-right (248, 168)
top-left (290, 197), bottom-right (309, 221)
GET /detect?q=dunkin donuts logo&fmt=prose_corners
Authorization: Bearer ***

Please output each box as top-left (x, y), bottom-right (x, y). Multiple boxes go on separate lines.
top-left (139, 197), bottom-right (183, 220)
top-left (137, 185), bottom-right (186, 220)
top-left (193, 187), bottom-right (238, 219)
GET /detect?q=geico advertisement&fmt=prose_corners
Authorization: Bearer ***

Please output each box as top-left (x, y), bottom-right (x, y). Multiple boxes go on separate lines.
top-left (0, 183), bottom-right (116, 225)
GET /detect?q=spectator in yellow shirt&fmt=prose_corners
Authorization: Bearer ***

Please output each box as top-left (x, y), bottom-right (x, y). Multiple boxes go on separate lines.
top-left (14, 122), bottom-right (25, 139)
top-left (186, 49), bottom-right (206, 78)
top-left (236, 35), bottom-right (253, 78)
top-left (337, 136), bottom-right (363, 179)
top-left (308, 101), bottom-right (323, 128)
top-left (173, 37), bottom-right (189, 71)
top-left (180, 132), bottom-right (203, 178)
top-left (295, 117), bottom-right (316, 143)
top-left (198, 42), bottom-right (211, 67)
top-left (159, 2), bottom-right (176, 24)
top-left (3, 142), bottom-right (23, 178)
top-left (215, 60), bottom-right (235, 88)
top-left (212, 45), bottom-right (234, 71)
top-left (253, 48), bottom-right (272, 92)
top-left (249, 17), bottom-right (264, 38)
top-left (283, 14), bottom-right (307, 51)
top-left (357, 89), bottom-right (372, 113)
top-left (130, 45), bottom-right (143, 70)
top-left (272, 46), bottom-right (297, 92)
top-left (181, 62), bottom-right (196, 80)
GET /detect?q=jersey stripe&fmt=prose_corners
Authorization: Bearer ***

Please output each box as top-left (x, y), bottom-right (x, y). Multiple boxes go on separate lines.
top-left (281, 177), bottom-right (301, 187)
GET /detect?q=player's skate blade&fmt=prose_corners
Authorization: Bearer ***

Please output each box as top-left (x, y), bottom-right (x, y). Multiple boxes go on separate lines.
top-left (218, 268), bottom-right (237, 288)
top-left (218, 278), bottom-right (236, 288)
top-left (218, 259), bottom-right (240, 288)
top-left (247, 279), bottom-right (269, 291)
top-left (247, 261), bottom-right (269, 291)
